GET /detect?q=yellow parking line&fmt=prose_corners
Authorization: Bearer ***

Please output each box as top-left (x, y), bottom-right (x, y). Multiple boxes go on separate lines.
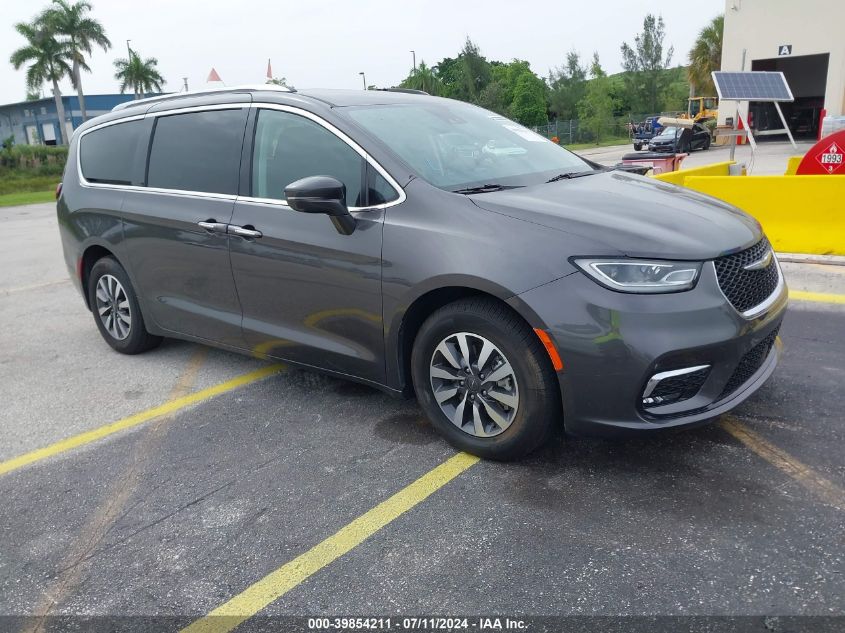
top-left (181, 452), bottom-right (480, 633)
top-left (789, 289), bottom-right (845, 305)
top-left (0, 363), bottom-right (284, 478)
top-left (720, 416), bottom-right (845, 512)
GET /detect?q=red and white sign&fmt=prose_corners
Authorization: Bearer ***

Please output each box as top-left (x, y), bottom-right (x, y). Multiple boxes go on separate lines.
top-left (817, 141), bottom-right (843, 174)
top-left (796, 129), bottom-right (845, 175)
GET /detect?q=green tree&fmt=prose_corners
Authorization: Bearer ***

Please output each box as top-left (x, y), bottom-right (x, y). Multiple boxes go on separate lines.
top-left (577, 54), bottom-right (617, 144)
top-left (38, 0), bottom-right (111, 122)
top-left (510, 72), bottom-right (547, 126)
top-left (113, 50), bottom-right (165, 99)
top-left (400, 61), bottom-right (443, 95)
top-left (547, 51), bottom-right (587, 120)
top-left (688, 15), bottom-right (724, 96)
top-left (458, 37), bottom-right (491, 102)
top-left (433, 57), bottom-right (465, 99)
top-left (9, 22), bottom-right (72, 145)
top-left (621, 14), bottom-right (674, 114)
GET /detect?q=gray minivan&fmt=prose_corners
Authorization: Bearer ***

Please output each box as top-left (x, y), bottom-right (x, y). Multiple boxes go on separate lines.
top-left (57, 86), bottom-right (787, 460)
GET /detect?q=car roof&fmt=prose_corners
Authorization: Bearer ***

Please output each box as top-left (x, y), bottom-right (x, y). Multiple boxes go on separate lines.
top-left (73, 86), bottom-right (435, 137)
top-left (296, 88), bottom-right (432, 107)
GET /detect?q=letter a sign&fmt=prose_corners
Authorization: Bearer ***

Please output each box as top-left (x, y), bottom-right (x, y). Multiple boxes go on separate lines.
top-left (778, 44), bottom-right (792, 56)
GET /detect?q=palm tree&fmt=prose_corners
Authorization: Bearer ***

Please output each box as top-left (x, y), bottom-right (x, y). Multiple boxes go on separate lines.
top-left (113, 51), bottom-right (165, 99)
top-left (687, 15), bottom-right (724, 96)
top-left (38, 0), bottom-right (111, 122)
top-left (9, 22), bottom-right (72, 145)
top-left (400, 61), bottom-right (443, 96)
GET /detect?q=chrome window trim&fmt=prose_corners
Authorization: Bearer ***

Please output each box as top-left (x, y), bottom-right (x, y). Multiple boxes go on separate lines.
top-left (76, 104), bottom-right (249, 196)
top-left (245, 102), bottom-right (406, 210)
top-left (712, 255), bottom-right (786, 320)
top-left (76, 102), bottom-right (406, 210)
top-left (642, 364), bottom-right (711, 399)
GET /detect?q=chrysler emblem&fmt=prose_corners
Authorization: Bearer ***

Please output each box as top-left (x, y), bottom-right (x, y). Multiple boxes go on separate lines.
top-left (743, 249), bottom-right (773, 271)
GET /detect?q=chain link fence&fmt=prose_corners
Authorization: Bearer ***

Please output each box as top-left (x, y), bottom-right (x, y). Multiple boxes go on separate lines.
top-left (533, 114), bottom-right (663, 146)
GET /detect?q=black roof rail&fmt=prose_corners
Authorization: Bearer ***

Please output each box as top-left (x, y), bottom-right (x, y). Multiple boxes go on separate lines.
top-left (112, 84), bottom-right (297, 112)
top-left (372, 88), bottom-right (430, 95)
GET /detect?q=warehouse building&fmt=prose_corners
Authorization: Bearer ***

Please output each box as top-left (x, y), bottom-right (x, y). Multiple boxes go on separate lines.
top-left (719, 0), bottom-right (845, 138)
top-left (0, 94), bottom-right (145, 146)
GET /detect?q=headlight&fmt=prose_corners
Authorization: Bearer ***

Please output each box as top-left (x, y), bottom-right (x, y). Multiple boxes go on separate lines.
top-left (573, 258), bottom-right (702, 293)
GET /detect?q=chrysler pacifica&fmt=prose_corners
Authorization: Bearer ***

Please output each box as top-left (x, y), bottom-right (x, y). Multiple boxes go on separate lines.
top-left (57, 86), bottom-right (787, 460)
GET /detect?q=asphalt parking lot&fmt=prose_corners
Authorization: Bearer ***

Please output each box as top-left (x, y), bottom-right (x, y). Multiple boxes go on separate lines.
top-left (1, 202), bottom-right (844, 631)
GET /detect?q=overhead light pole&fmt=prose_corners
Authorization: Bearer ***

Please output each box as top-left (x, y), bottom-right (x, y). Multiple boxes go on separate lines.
top-left (359, 71), bottom-right (367, 90)
top-left (410, 50), bottom-right (416, 73)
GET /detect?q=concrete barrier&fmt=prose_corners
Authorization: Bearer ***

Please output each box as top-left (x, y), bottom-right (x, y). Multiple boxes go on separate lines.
top-left (681, 175), bottom-right (845, 256)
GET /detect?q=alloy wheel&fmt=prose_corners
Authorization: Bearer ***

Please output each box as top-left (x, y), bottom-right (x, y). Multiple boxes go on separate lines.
top-left (429, 332), bottom-right (519, 437)
top-left (95, 274), bottom-right (132, 340)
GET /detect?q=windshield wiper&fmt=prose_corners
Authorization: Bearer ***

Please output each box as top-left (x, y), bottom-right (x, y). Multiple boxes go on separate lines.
top-left (450, 183), bottom-right (523, 195)
top-left (545, 170), bottom-right (599, 183)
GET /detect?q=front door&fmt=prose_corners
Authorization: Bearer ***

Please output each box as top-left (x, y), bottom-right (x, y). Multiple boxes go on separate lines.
top-left (228, 106), bottom-right (401, 383)
top-left (121, 106), bottom-right (249, 346)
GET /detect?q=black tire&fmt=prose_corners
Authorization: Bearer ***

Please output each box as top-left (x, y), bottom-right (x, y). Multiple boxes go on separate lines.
top-left (633, 143), bottom-right (642, 151)
top-left (411, 297), bottom-right (560, 461)
top-left (704, 137), bottom-right (711, 150)
top-left (87, 256), bottom-right (162, 355)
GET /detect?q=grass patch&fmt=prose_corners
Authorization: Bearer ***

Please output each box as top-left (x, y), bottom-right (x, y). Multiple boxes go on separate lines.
top-left (0, 190), bottom-right (55, 207)
top-left (0, 174), bottom-right (61, 195)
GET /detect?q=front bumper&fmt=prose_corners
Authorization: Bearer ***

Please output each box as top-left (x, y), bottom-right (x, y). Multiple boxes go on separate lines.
top-left (509, 261), bottom-right (788, 437)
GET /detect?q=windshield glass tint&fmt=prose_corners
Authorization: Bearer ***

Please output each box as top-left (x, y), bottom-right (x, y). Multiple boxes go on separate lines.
top-left (658, 127), bottom-right (680, 138)
top-left (343, 101), bottom-right (592, 190)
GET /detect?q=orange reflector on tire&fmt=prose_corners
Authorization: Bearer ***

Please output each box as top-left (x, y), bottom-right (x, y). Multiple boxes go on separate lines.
top-left (533, 328), bottom-right (563, 372)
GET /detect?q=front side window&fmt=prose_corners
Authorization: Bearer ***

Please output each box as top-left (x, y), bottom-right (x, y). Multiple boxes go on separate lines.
top-left (343, 101), bottom-right (593, 191)
top-left (251, 109), bottom-right (365, 206)
top-left (80, 119), bottom-right (145, 186)
top-left (147, 108), bottom-right (247, 195)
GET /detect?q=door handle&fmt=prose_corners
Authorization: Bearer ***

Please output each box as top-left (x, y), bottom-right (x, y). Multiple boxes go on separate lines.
top-left (198, 220), bottom-right (228, 233)
top-left (229, 225), bottom-right (263, 239)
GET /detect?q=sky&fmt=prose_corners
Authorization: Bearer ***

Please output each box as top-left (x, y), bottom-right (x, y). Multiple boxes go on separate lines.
top-left (1, 0), bottom-right (724, 105)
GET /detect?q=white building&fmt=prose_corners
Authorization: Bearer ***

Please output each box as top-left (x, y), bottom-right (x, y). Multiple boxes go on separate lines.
top-left (719, 0), bottom-right (845, 139)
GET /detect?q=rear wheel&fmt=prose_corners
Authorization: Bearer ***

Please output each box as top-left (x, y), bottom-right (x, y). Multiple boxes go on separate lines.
top-left (411, 298), bottom-right (560, 460)
top-left (633, 143), bottom-right (642, 151)
top-left (704, 136), bottom-right (712, 150)
top-left (87, 257), bottom-right (162, 354)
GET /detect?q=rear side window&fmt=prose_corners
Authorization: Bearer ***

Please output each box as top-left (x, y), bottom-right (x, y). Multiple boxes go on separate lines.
top-left (251, 109), bottom-right (364, 206)
top-left (79, 120), bottom-right (145, 185)
top-left (147, 109), bottom-right (247, 195)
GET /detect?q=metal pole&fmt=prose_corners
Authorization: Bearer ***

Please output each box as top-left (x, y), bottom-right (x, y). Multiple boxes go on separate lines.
top-left (126, 39), bottom-right (132, 59)
top-left (773, 101), bottom-right (797, 150)
top-left (359, 72), bottom-right (367, 90)
top-left (729, 48), bottom-right (746, 162)
top-left (182, 77), bottom-right (189, 92)
top-left (410, 50), bottom-right (416, 72)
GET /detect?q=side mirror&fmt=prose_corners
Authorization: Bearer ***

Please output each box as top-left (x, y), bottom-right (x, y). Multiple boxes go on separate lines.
top-left (285, 175), bottom-right (356, 235)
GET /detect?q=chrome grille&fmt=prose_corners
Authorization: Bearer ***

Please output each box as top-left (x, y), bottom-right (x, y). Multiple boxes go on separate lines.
top-left (714, 238), bottom-right (780, 314)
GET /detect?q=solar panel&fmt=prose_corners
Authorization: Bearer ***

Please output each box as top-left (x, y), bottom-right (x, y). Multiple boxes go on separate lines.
top-left (712, 71), bottom-right (794, 102)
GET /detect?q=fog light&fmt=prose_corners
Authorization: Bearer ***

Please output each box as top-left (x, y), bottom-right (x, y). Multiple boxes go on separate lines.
top-left (642, 365), bottom-right (710, 408)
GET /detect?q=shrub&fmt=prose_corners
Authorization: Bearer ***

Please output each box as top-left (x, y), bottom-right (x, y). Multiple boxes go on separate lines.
top-left (0, 144), bottom-right (68, 177)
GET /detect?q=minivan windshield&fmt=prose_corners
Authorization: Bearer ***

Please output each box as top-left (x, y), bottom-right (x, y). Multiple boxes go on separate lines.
top-left (343, 100), bottom-right (594, 192)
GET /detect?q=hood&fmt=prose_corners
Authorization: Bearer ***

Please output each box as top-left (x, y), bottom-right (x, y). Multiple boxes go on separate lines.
top-left (470, 171), bottom-right (761, 260)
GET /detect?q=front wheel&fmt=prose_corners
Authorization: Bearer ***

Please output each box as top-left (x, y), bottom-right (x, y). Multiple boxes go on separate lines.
top-left (87, 256), bottom-right (162, 354)
top-left (411, 298), bottom-right (561, 460)
top-left (633, 143), bottom-right (642, 151)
